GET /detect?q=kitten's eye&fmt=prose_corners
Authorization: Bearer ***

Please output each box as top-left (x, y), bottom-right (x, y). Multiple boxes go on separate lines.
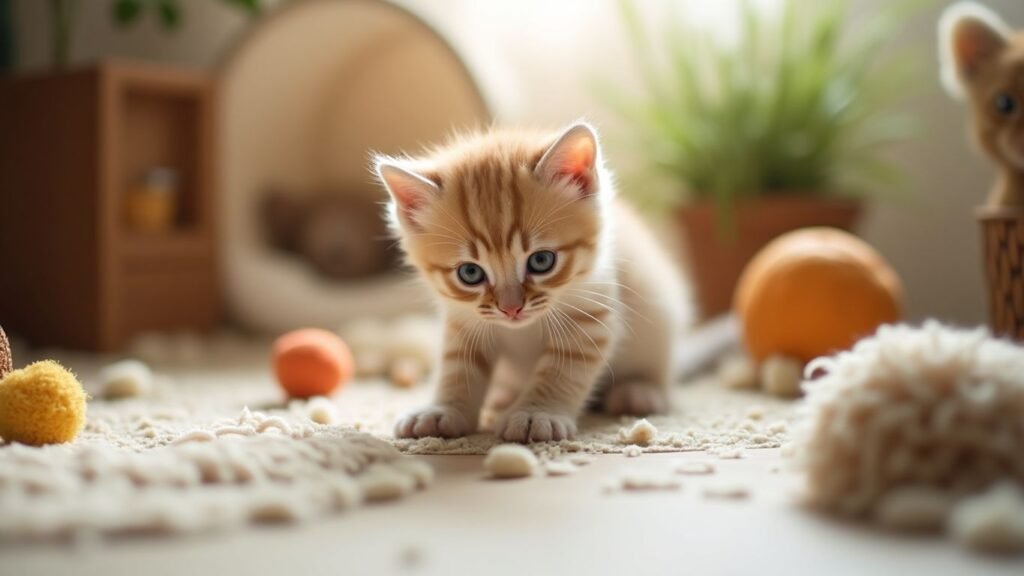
top-left (527, 250), bottom-right (557, 274)
top-left (995, 93), bottom-right (1018, 117)
top-left (457, 263), bottom-right (486, 286)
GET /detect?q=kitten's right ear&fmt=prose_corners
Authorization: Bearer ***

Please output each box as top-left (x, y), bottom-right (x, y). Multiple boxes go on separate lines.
top-left (940, 2), bottom-right (1011, 98)
top-left (374, 158), bottom-right (440, 228)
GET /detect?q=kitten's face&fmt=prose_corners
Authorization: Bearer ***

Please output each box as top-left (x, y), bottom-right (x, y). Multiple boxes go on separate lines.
top-left (376, 124), bottom-right (605, 328)
top-left (963, 43), bottom-right (1024, 170)
top-left (943, 4), bottom-right (1024, 171)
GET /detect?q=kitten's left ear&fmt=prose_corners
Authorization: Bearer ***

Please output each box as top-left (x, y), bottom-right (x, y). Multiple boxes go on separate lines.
top-left (940, 2), bottom-right (1012, 98)
top-left (535, 122), bottom-right (601, 198)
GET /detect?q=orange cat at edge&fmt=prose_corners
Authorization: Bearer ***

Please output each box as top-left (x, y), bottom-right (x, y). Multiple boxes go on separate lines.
top-left (942, 1), bottom-right (1024, 206)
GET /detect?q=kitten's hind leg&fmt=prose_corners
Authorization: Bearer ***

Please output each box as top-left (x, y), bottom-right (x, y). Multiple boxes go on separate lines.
top-left (602, 289), bottom-right (678, 417)
top-left (604, 380), bottom-right (668, 416)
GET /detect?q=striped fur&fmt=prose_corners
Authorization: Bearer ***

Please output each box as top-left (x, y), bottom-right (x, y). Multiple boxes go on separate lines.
top-left (376, 122), bottom-right (693, 442)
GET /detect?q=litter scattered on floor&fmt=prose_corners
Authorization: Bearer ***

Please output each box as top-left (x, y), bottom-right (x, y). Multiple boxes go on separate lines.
top-left (483, 444), bottom-right (538, 479)
top-left (543, 460), bottom-right (578, 477)
top-left (623, 445), bottom-right (643, 458)
top-left (672, 460), bottom-right (716, 476)
top-left (702, 482), bottom-right (751, 500)
top-left (606, 469), bottom-right (682, 492)
top-left (618, 418), bottom-right (658, 445)
top-left (949, 483), bottom-right (1024, 554)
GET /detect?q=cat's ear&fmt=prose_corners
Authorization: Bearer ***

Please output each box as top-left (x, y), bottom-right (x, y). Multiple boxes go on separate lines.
top-left (940, 2), bottom-right (1012, 98)
top-left (535, 122), bottom-right (601, 198)
top-left (375, 158), bottom-right (440, 228)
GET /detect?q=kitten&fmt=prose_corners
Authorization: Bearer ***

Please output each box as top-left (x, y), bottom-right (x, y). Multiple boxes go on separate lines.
top-left (375, 122), bottom-right (692, 442)
top-left (941, 1), bottom-right (1024, 206)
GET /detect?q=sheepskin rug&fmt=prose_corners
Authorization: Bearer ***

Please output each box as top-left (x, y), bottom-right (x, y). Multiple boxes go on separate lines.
top-left (0, 400), bottom-right (431, 539)
top-left (793, 321), bottom-right (1024, 520)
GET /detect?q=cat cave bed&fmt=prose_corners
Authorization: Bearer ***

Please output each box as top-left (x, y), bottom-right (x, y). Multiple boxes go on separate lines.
top-left (219, 0), bottom-right (490, 333)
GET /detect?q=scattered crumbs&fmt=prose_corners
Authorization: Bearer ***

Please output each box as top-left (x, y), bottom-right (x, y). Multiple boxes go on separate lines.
top-left (305, 396), bottom-right (339, 425)
top-left (568, 454), bottom-right (596, 466)
top-left (99, 359), bottom-right (154, 400)
top-left (750, 434), bottom-right (770, 445)
top-left (717, 353), bottom-right (758, 390)
top-left (544, 460), bottom-right (577, 477)
top-left (391, 459), bottom-right (435, 489)
top-left (672, 460), bottom-right (715, 475)
top-left (713, 447), bottom-right (744, 460)
top-left (950, 483), bottom-right (1024, 554)
top-left (767, 421), bottom-right (787, 434)
top-left (360, 466), bottom-right (417, 502)
top-left (610, 469), bottom-right (682, 492)
top-left (618, 418), bottom-right (658, 445)
top-left (760, 355), bottom-right (803, 397)
top-left (623, 445), bottom-right (643, 458)
top-left (483, 444), bottom-right (538, 479)
top-left (745, 405), bottom-right (765, 421)
top-left (702, 482), bottom-right (750, 500)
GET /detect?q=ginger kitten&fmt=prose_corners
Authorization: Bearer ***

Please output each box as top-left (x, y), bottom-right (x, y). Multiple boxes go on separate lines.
top-left (941, 1), bottom-right (1024, 206)
top-left (375, 122), bottom-right (692, 442)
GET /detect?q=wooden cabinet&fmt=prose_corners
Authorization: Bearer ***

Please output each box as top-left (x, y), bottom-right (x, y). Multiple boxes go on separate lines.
top-left (0, 60), bottom-right (220, 351)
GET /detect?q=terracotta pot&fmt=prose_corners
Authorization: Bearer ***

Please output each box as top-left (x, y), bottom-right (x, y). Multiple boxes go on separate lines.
top-left (977, 206), bottom-right (1024, 341)
top-left (676, 196), bottom-right (862, 320)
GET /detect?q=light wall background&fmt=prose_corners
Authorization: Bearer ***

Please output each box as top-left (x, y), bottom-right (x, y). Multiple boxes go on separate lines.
top-left (12, 0), bottom-right (1024, 326)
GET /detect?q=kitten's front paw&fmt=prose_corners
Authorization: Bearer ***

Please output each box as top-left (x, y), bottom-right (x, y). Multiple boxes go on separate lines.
top-left (605, 382), bottom-right (668, 416)
top-left (495, 410), bottom-right (577, 443)
top-left (394, 405), bottom-right (470, 439)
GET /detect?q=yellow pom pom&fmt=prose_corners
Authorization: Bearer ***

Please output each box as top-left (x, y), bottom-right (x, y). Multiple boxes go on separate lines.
top-left (0, 360), bottom-right (87, 445)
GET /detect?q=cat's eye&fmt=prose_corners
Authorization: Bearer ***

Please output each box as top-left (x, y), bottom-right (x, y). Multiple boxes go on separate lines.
top-left (457, 263), bottom-right (486, 286)
top-left (995, 93), bottom-right (1018, 117)
top-left (527, 250), bottom-right (557, 274)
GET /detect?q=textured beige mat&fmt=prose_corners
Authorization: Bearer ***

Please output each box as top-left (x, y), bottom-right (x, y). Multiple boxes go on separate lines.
top-left (0, 339), bottom-right (794, 539)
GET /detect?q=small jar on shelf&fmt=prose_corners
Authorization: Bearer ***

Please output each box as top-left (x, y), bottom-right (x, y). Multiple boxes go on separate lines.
top-left (125, 167), bottom-right (179, 234)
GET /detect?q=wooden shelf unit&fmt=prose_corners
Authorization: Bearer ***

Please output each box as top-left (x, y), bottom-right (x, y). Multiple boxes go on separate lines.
top-left (0, 60), bottom-right (220, 351)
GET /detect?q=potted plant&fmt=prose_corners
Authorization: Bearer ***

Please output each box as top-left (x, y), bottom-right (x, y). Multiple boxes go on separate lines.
top-left (603, 0), bottom-right (922, 319)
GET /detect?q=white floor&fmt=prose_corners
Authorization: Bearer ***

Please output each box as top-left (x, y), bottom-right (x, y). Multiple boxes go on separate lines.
top-left (5, 449), bottom-right (1022, 576)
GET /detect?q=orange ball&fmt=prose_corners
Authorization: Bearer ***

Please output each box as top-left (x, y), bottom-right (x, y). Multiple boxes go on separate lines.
top-left (272, 329), bottom-right (353, 399)
top-left (735, 228), bottom-right (903, 364)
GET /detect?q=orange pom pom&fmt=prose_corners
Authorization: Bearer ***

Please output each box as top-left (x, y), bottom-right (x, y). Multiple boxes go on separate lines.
top-left (272, 329), bottom-right (354, 399)
top-left (735, 228), bottom-right (903, 364)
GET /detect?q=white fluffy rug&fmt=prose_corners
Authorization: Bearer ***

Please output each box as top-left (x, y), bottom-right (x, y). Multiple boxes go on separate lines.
top-left (0, 336), bottom-right (792, 539)
top-left (0, 400), bottom-right (430, 539)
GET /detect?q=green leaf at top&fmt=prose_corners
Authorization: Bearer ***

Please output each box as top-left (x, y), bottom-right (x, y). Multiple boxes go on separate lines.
top-left (222, 0), bottom-right (262, 14)
top-left (157, 0), bottom-right (181, 30)
top-left (112, 0), bottom-right (142, 26)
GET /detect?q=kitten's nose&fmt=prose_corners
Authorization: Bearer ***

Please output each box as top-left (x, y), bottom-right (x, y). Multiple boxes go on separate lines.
top-left (498, 303), bottom-right (524, 319)
top-left (496, 285), bottom-right (525, 319)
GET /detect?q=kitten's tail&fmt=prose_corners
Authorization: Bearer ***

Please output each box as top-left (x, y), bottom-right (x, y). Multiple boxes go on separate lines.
top-left (675, 314), bottom-right (740, 378)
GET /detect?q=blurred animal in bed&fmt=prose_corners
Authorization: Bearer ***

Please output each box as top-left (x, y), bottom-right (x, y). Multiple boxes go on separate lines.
top-left (262, 188), bottom-right (396, 279)
top-left (375, 122), bottom-right (693, 442)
